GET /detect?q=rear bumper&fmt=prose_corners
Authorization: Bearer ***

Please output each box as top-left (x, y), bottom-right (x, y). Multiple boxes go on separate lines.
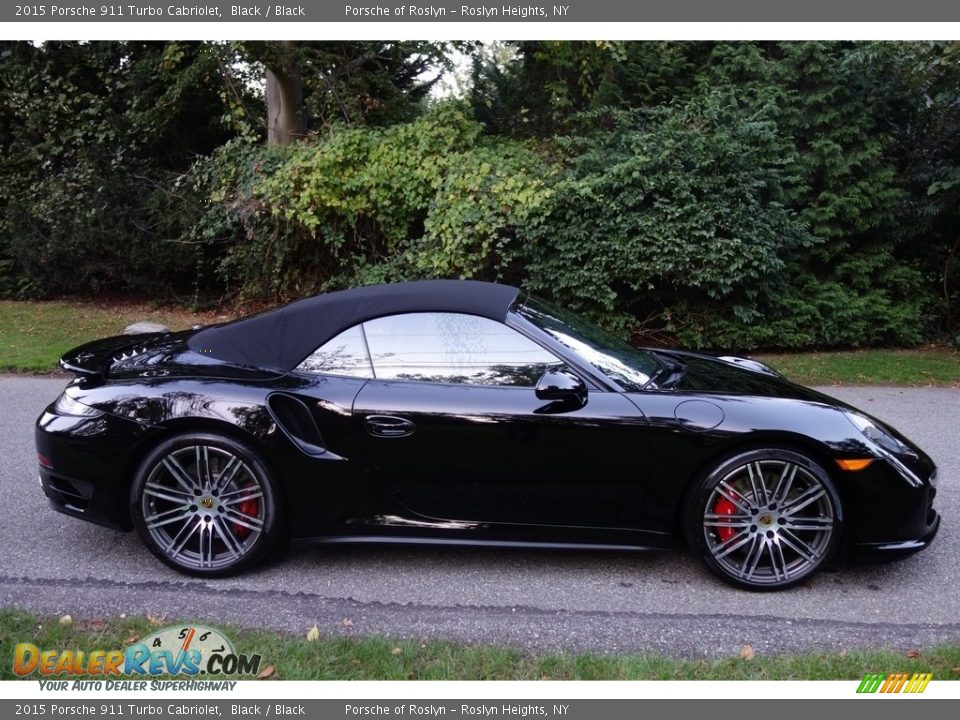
top-left (35, 405), bottom-right (151, 532)
top-left (39, 468), bottom-right (131, 531)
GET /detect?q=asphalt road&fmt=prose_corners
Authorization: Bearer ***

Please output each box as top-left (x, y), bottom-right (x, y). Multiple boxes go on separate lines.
top-left (1, 375), bottom-right (957, 658)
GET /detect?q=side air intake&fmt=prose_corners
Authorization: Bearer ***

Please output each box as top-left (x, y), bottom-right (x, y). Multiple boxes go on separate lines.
top-left (266, 393), bottom-right (327, 456)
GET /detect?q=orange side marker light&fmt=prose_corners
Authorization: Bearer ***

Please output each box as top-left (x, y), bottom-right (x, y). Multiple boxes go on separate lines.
top-left (836, 458), bottom-right (875, 472)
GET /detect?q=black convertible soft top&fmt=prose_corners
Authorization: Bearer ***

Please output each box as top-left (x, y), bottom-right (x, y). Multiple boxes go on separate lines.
top-left (188, 280), bottom-right (522, 371)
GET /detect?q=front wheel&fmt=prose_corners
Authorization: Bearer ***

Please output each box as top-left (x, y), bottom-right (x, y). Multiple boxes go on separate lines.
top-left (684, 449), bottom-right (842, 591)
top-left (130, 433), bottom-right (282, 577)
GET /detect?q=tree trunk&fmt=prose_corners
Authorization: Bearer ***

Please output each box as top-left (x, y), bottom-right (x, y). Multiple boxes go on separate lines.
top-left (265, 42), bottom-right (306, 145)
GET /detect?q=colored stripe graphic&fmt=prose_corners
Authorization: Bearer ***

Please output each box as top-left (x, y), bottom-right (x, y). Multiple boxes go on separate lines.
top-left (857, 673), bottom-right (885, 693)
top-left (881, 672), bottom-right (907, 692)
top-left (857, 672), bottom-right (932, 694)
top-left (905, 673), bottom-right (933, 693)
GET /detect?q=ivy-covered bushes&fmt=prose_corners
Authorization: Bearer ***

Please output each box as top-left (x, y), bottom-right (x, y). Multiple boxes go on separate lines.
top-left (188, 98), bottom-right (933, 350)
top-left (187, 106), bottom-right (555, 297)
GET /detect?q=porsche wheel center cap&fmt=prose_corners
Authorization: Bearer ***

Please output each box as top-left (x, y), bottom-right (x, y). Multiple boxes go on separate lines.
top-left (758, 514), bottom-right (774, 527)
top-left (200, 497), bottom-right (214, 509)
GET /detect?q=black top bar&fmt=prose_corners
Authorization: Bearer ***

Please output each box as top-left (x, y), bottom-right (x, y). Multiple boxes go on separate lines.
top-left (5, 0), bottom-right (960, 23)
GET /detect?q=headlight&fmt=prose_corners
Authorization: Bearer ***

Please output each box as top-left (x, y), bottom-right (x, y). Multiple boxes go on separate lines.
top-left (54, 392), bottom-right (103, 417)
top-left (845, 411), bottom-right (912, 456)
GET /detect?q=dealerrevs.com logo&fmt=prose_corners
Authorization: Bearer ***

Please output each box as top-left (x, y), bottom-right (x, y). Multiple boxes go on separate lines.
top-left (856, 672), bottom-right (933, 694)
top-left (13, 625), bottom-right (262, 678)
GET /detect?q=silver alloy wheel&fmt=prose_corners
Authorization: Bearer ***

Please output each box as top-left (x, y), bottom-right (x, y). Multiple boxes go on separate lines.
top-left (140, 445), bottom-right (266, 571)
top-left (702, 459), bottom-right (835, 586)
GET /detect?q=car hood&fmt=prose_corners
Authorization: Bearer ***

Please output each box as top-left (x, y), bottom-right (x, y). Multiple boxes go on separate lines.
top-left (654, 349), bottom-right (852, 407)
top-left (652, 349), bottom-right (935, 475)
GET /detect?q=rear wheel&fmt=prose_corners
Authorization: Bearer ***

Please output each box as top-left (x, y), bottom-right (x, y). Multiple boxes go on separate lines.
top-left (130, 433), bottom-right (281, 577)
top-left (684, 448), bottom-right (842, 591)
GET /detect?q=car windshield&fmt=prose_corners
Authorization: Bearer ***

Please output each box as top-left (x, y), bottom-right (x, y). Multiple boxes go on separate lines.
top-left (515, 295), bottom-right (661, 391)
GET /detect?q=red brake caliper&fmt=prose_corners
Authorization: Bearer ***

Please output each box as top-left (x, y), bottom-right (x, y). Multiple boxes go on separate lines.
top-left (713, 497), bottom-right (738, 542)
top-left (233, 486), bottom-right (258, 539)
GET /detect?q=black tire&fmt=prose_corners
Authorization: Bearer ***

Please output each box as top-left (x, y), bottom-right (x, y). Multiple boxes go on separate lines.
top-left (683, 448), bottom-right (843, 591)
top-left (130, 432), bottom-right (282, 577)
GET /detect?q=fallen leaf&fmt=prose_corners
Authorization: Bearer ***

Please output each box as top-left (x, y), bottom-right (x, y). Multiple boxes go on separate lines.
top-left (739, 644), bottom-right (755, 661)
top-left (906, 649), bottom-right (920, 658)
top-left (341, 618), bottom-right (354, 627)
top-left (59, 615), bottom-right (72, 626)
top-left (146, 614), bottom-right (165, 627)
top-left (124, 633), bottom-right (139, 645)
top-left (951, 667), bottom-right (960, 674)
top-left (306, 624), bottom-right (319, 642)
top-left (391, 647), bottom-right (402, 655)
top-left (256, 664), bottom-right (275, 680)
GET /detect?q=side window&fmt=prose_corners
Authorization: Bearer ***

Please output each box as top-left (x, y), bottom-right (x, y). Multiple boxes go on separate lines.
top-left (363, 313), bottom-right (561, 387)
top-left (295, 325), bottom-right (373, 378)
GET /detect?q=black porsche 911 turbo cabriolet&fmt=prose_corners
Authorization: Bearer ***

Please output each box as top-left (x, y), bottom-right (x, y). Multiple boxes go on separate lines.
top-left (35, 280), bottom-right (939, 590)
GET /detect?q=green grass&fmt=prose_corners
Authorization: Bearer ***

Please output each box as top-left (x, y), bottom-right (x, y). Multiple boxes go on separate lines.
top-left (2, 608), bottom-right (959, 681)
top-left (756, 348), bottom-right (960, 387)
top-left (0, 300), bottom-right (225, 373)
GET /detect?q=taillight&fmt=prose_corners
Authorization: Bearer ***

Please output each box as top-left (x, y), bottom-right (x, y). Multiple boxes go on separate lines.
top-left (53, 392), bottom-right (103, 417)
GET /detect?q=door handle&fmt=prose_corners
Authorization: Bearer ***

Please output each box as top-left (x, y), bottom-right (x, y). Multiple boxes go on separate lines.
top-left (365, 415), bottom-right (416, 438)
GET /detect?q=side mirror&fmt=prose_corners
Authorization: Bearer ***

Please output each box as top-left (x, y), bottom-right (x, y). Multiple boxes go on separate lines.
top-left (535, 368), bottom-right (587, 409)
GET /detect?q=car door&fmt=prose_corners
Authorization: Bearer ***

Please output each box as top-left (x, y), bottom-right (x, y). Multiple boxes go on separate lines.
top-left (350, 312), bottom-right (651, 528)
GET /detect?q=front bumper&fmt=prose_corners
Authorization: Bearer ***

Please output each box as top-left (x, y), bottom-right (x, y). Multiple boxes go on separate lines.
top-left (847, 457), bottom-right (940, 562)
top-left (853, 511), bottom-right (940, 562)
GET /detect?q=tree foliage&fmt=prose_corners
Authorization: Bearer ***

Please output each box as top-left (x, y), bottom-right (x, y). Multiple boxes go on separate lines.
top-left (2, 40), bottom-right (960, 350)
top-left (520, 99), bottom-right (811, 341)
top-left (0, 41), bottom-right (239, 299)
top-left (471, 41), bottom-right (959, 348)
top-left (243, 40), bottom-right (459, 143)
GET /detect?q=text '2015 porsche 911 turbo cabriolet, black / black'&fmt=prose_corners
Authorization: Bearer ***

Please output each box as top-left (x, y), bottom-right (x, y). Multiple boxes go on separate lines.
top-left (35, 280), bottom-right (940, 590)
